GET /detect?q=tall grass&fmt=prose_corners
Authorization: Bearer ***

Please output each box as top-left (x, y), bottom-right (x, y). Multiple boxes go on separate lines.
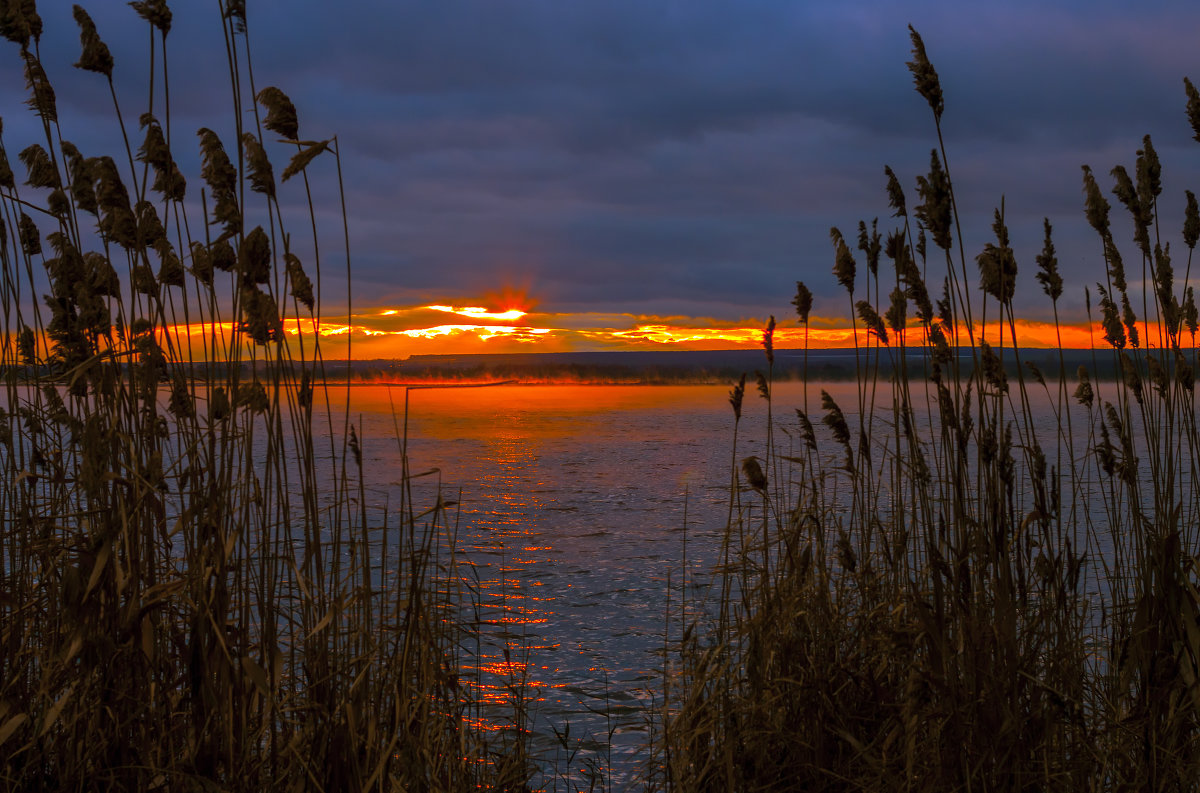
top-left (660, 27), bottom-right (1200, 792)
top-left (0, 5), bottom-right (524, 791)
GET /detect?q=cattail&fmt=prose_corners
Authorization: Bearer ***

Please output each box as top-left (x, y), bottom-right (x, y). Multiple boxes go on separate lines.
top-left (257, 86), bottom-right (299, 140)
top-left (741, 456), bottom-right (767, 492)
top-left (239, 226), bottom-right (271, 285)
top-left (242, 132), bottom-right (275, 198)
top-left (906, 26), bottom-right (943, 121)
top-left (1097, 285), bottom-right (1125, 349)
top-left (23, 52), bottom-right (56, 123)
top-left (916, 149), bottom-right (952, 251)
top-left (729, 373), bottom-right (745, 421)
top-left (856, 300), bottom-right (887, 345)
top-left (1074, 366), bottom-right (1094, 408)
top-left (19, 143), bottom-right (57, 188)
top-left (884, 165), bottom-right (905, 216)
top-left (1035, 218), bottom-right (1062, 301)
top-left (1185, 190), bottom-right (1200, 250)
top-left (762, 315), bottom-right (775, 365)
top-left (1081, 165), bottom-right (1110, 238)
top-left (1186, 77), bottom-right (1200, 143)
top-left (831, 227), bottom-right (856, 294)
top-left (792, 281), bottom-right (812, 325)
top-left (129, 0), bottom-right (172, 35)
top-left (17, 212), bottom-right (39, 256)
top-left (281, 139), bottom-right (331, 183)
top-left (72, 6), bottom-right (113, 78)
top-left (198, 128), bottom-right (240, 236)
top-left (285, 252), bottom-right (314, 310)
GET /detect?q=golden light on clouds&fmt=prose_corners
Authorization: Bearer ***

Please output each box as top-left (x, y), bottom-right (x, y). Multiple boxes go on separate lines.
top-left (141, 297), bottom-right (1149, 360)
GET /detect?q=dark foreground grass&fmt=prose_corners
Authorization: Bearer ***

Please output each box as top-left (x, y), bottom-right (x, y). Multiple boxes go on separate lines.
top-left (658, 28), bottom-right (1200, 793)
top-left (0, 5), bottom-right (528, 791)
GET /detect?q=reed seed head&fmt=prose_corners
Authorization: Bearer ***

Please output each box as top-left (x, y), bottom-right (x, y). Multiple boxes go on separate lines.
top-left (1035, 218), bottom-right (1062, 302)
top-left (916, 149), bottom-right (952, 251)
top-left (1184, 191), bottom-right (1199, 250)
top-left (224, 0), bottom-right (246, 32)
top-left (281, 139), bottom-right (331, 183)
top-left (239, 226), bottom-right (271, 285)
top-left (1185, 286), bottom-right (1199, 337)
top-left (906, 26), bottom-right (943, 121)
top-left (0, 0), bottom-right (41, 47)
top-left (19, 143), bottom-right (57, 189)
top-left (831, 227), bottom-right (856, 295)
top-left (72, 6), bottom-right (113, 78)
top-left (242, 132), bottom-right (275, 198)
top-left (856, 300), bottom-right (887, 345)
top-left (1186, 77), bottom-right (1200, 143)
top-left (17, 212), bottom-right (39, 256)
top-left (762, 315), bottom-right (775, 365)
top-left (792, 281), bottom-right (812, 325)
top-left (884, 165), bottom-right (905, 216)
top-left (755, 370), bottom-right (769, 401)
top-left (1081, 165), bottom-right (1110, 238)
top-left (820, 389), bottom-right (851, 448)
top-left (1097, 284), bottom-right (1125, 349)
top-left (1074, 366), bottom-right (1094, 408)
top-left (129, 0), bottom-right (172, 35)
top-left (285, 252), bottom-right (314, 310)
top-left (1121, 291), bottom-right (1139, 349)
top-left (257, 86), bottom-right (299, 140)
top-left (729, 373), bottom-right (745, 421)
top-left (23, 52), bottom-right (56, 123)
top-left (741, 456), bottom-right (767, 492)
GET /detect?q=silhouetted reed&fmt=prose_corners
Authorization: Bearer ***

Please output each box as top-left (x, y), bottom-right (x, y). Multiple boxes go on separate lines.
top-left (659, 26), bottom-right (1200, 792)
top-left (0, 4), bottom-right (520, 791)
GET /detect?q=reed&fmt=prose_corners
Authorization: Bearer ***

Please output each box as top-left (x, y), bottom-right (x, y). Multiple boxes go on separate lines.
top-left (659, 27), bottom-right (1200, 792)
top-left (0, 4), bottom-right (524, 791)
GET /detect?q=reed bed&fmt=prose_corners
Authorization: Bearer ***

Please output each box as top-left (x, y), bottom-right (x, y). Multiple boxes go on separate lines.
top-left (659, 28), bottom-right (1200, 792)
top-left (0, 4), bottom-right (525, 791)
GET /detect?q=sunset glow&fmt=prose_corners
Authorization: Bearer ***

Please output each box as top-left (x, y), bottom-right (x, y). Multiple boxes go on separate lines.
top-left (141, 300), bottom-right (1168, 361)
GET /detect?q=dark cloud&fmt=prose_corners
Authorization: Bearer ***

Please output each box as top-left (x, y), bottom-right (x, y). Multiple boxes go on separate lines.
top-left (0, 0), bottom-right (1197, 327)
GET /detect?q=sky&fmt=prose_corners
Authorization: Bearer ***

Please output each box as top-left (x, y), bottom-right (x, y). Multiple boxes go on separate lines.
top-left (2, 1), bottom-right (1200, 357)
